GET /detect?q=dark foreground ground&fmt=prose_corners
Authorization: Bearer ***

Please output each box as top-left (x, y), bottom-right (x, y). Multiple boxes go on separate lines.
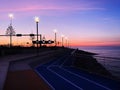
top-left (3, 47), bottom-right (68, 90)
top-left (2, 47), bottom-right (120, 90)
top-left (4, 70), bottom-right (51, 90)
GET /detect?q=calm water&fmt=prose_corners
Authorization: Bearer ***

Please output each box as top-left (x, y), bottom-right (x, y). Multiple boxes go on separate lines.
top-left (72, 46), bottom-right (120, 78)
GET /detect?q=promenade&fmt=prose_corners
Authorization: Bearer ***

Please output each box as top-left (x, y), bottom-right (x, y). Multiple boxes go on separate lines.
top-left (0, 49), bottom-right (57, 90)
top-left (35, 50), bottom-right (119, 90)
top-left (1, 48), bottom-right (119, 90)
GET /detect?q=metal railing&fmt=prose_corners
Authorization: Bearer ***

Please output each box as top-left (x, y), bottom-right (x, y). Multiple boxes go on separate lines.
top-left (94, 55), bottom-right (120, 78)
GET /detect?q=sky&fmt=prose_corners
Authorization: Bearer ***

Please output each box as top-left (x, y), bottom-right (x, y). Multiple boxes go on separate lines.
top-left (0, 0), bottom-right (120, 46)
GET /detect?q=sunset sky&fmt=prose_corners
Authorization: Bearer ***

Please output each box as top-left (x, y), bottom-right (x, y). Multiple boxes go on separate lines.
top-left (0, 0), bottom-right (120, 46)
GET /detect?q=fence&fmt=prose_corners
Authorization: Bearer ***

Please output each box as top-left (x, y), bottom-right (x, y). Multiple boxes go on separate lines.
top-left (94, 56), bottom-right (120, 78)
top-left (0, 34), bottom-right (55, 47)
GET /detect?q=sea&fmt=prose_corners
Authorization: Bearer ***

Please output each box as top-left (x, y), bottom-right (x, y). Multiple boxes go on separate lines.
top-left (72, 46), bottom-right (120, 78)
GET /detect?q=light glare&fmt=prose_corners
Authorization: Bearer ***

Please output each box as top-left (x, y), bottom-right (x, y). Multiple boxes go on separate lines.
top-left (34, 17), bottom-right (39, 22)
top-left (65, 37), bottom-right (68, 40)
top-left (9, 13), bottom-right (14, 19)
top-left (61, 34), bottom-right (64, 37)
top-left (54, 29), bottom-right (57, 33)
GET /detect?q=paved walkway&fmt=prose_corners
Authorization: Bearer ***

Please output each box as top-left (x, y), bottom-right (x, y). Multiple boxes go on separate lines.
top-left (0, 50), bottom-right (55, 90)
top-left (0, 53), bottom-right (38, 90)
top-left (35, 53), bottom-right (120, 90)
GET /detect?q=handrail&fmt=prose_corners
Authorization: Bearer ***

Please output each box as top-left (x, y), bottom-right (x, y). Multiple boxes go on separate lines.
top-left (94, 56), bottom-right (120, 61)
top-left (71, 49), bottom-right (78, 55)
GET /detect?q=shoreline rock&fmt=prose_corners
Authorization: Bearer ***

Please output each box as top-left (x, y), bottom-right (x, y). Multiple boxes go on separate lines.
top-left (72, 49), bottom-right (117, 80)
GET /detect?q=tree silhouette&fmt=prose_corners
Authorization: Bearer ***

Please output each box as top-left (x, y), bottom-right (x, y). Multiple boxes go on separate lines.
top-left (6, 25), bottom-right (15, 47)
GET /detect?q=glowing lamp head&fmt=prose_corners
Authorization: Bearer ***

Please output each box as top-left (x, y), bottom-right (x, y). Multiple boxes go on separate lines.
top-left (61, 35), bottom-right (64, 38)
top-left (54, 29), bottom-right (57, 33)
top-left (9, 13), bottom-right (14, 19)
top-left (34, 17), bottom-right (39, 23)
top-left (65, 37), bottom-right (68, 40)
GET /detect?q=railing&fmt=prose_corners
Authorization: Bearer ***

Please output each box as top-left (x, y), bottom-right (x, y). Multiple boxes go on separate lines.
top-left (94, 56), bottom-right (120, 78)
top-left (0, 34), bottom-right (55, 47)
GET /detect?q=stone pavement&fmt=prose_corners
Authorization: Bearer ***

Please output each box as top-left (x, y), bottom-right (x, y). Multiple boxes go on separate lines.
top-left (0, 50), bottom-right (55, 90)
top-left (0, 53), bottom-right (38, 90)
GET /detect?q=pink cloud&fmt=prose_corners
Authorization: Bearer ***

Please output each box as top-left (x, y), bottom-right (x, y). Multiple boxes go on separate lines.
top-left (0, 0), bottom-right (105, 13)
top-left (0, 6), bottom-right (105, 13)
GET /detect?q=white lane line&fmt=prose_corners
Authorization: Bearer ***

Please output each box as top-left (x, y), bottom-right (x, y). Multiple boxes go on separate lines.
top-left (47, 68), bottom-right (83, 90)
top-left (34, 58), bottom-right (56, 69)
top-left (35, 55), bottom-right (65, 69)
top-left (35, 69), bottom-right (55, 90)
top-left (47, 55), bottom-right (66, 68)
top-left (61, 67), bottom-right (111, 90)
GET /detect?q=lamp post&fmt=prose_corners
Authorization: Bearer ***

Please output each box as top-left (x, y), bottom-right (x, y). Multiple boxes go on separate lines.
top-left (53, 29), bottom-right (57, 47)
top-left (7, 13), bottom-right (15, 47)
top-left (65, 37), bottom-right (68, 47)
top-left (61, 35), bottom-right (64, 47)
top-left (34, 17), bottom-right (39, 54)
top-left (9, 13), bottom-right (13, 26)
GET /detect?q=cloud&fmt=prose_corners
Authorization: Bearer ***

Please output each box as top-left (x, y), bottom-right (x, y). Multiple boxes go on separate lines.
top-left (0, 0), bottom-right (105, 13)
top-left (0, 6), bottom-right (105, 13)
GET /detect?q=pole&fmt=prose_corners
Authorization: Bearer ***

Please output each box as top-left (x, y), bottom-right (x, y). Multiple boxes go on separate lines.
top-left (62, 37), bottom-right (63, 47)
top-left (40, 34), bottom-right (42, 47)
top-left (36, 22), bottom-right (39, 54)
top-left (66, 39), bottom-right (67, 47)
top-left (55, 32), bottom-right (57, 46)
top-left (10, 17), bottom-right (12, 26)
top-left (10, 34), bottom-right (12, 47)
top-left (10, 15), bottom-right (12, 48)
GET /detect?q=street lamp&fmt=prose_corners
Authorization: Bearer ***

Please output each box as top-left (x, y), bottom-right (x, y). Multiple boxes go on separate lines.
top-left (61, 34), bottom-right (64, 47)
top-left (34, 16), bottom-right (39, 54)
top-left (53, 29), bottom-right (57, 47)
top-left (65, 37), bottom-right (68, 47)
top-left (7, 13), bottom-right (15, 47)
top-left (8, 13), bottom-right (14, 26)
